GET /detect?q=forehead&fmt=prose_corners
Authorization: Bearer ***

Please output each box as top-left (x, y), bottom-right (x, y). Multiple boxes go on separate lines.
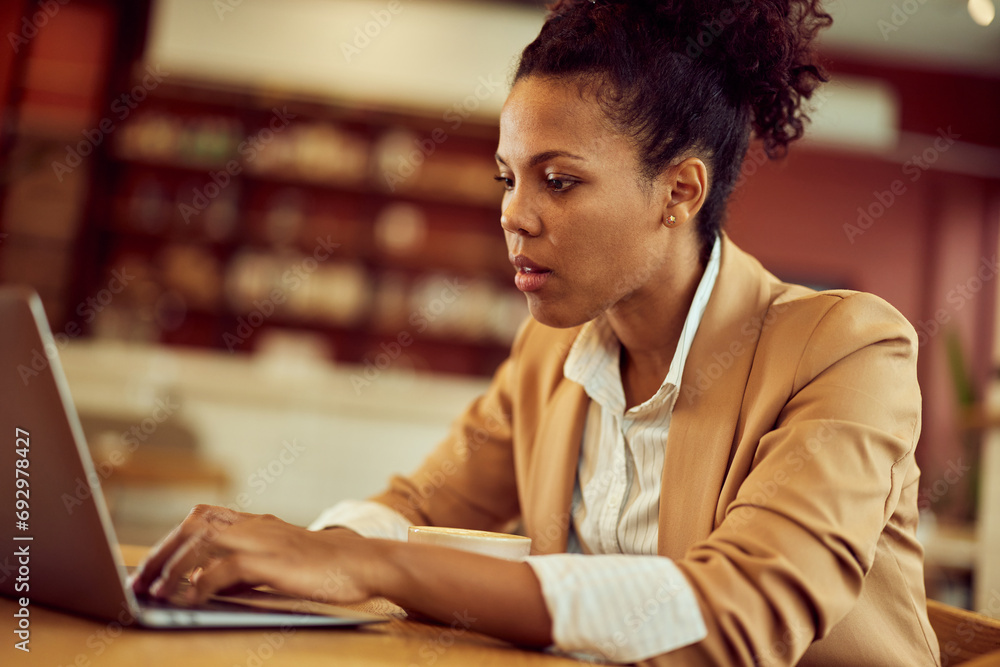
top-left (498, 76), bottom-right (630, 162)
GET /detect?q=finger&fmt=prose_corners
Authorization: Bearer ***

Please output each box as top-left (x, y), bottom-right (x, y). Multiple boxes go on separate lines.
top-left (132, 505), bottom-right (238, 594)
top-left (151, 524), bottom-right (229, 599)
top-left (187, 552), bottom-right (272, 605)
top-left (131, 521), bottom-right (199, 595)
top-left (191, 566), bottom-right (255, 596)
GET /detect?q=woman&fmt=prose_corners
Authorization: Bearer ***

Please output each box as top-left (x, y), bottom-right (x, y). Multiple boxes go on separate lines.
top-left (133, 1), bottom-right (941, 664)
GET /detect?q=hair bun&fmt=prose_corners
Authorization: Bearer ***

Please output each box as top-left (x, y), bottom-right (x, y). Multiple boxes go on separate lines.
top-left (549, 0), bottom-right (832, 156)
top-left (696, 0), bottom-right (832, 157)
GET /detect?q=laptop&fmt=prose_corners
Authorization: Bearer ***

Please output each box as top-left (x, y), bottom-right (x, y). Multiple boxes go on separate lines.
top-left (0, 286), bottom-right (384, 628)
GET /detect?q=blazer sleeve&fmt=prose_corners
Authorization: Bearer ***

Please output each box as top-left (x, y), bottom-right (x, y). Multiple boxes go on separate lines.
top-left (367, 326), bottom-right (525, 532)
top-left (650, 292), bottom-right (923, 666)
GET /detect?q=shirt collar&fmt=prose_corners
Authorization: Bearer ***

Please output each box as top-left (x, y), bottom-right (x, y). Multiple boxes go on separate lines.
top-left (564, 234), bottom-right (722, 415)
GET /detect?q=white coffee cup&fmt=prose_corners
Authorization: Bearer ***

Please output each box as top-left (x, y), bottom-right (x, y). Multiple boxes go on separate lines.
top-left (407, 526), bottom-right (531, 561)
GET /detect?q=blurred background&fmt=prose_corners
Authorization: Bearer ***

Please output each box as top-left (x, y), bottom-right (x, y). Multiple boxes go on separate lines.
top-left (0, 0), bottom-right (998, 615)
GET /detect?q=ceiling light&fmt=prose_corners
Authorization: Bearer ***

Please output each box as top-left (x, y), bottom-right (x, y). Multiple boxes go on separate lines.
top-left (968, 0), bottom-right (996, 26)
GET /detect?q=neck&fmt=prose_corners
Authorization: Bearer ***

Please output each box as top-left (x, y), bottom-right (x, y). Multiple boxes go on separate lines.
top-left (606, 238), bottom-right (707, 408)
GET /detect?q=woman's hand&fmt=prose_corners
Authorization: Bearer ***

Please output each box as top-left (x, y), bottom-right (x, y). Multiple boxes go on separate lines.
top-left (131, 504), bottom-right (554, 648)
top-left (129, 504), bottom-right (376, 606)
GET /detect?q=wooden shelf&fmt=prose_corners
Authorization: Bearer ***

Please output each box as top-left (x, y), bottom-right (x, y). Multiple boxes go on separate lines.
top-left (77, 80), bottom-right (521, 377)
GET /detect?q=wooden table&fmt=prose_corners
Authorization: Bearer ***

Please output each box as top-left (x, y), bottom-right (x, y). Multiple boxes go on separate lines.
top-left (2, 546), bottom-right (584, 666)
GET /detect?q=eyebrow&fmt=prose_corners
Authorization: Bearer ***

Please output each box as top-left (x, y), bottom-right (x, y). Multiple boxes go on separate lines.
top-left (495, 150), bottom-right (587, 168)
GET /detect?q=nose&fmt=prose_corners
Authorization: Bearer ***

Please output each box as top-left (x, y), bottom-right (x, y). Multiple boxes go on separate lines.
top-left (500, 187), bottom-right (541, 237)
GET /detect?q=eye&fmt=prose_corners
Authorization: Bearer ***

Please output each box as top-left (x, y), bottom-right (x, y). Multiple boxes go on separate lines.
top-left (493, 175), bottom-right (513, 191)
top-left (546, 175), bottom-right (578, 193)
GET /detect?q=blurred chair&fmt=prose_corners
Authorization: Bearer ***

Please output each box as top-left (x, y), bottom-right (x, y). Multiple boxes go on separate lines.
top-left (927, 598), bottom-right (1000, 665)
top-left (972, 390), bottom-right (1000, 619)
top-left (959, 381), bottom-right (1000, 618)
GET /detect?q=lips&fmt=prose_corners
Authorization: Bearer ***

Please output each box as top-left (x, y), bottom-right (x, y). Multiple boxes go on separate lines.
top-left (510, 254), bottom-right (552, 293)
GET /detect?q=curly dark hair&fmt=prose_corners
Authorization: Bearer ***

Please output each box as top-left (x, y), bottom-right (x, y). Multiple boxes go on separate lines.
top-left (514, 0), bottom-right (833, 256)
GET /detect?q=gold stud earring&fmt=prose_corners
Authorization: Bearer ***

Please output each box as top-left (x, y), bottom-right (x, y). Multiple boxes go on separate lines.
top-left (665, 215), bottom-right (678, 227)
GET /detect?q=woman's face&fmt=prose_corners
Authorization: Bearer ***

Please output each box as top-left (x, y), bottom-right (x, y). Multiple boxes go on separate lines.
top-left (496, 75), bottom-right (681, 329)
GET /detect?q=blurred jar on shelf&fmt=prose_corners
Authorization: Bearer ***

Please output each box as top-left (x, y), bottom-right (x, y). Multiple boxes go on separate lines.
top-left (224, 250), bottom-right (372, 327)
top-left (372, 127), bottom-right (500, 205)
top-left (157, 244), bottom-right (224, 312)
top-left (245, 122), bottom-right (369, 186)
top-left (172, 177), bottom-right (240, 241)
top-left (125, 174), bottom-right (172, 235)
top-left (116, 111), bottom-right (243, 167)
top-left (374, 203), bottom-right (428, 257)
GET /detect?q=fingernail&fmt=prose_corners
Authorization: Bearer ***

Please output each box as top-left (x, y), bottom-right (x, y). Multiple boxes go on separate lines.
top-left (150, 579), bottom-right (165, 597)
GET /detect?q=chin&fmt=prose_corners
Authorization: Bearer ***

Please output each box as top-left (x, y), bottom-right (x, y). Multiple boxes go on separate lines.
top-left (525, 295), bottom-right (599, 330)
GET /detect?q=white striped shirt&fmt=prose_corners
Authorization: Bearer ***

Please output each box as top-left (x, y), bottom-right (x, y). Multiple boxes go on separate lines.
top-left (530, 235), bottom-right (719, 661)
top-left (311, 237), bottom-right (721, 662)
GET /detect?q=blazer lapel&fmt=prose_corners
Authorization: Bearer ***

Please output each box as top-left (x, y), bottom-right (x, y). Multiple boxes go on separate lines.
top-left (523, 376), bottom-right (589, 555)
top-left (657, 235), bottom-right (777, 559)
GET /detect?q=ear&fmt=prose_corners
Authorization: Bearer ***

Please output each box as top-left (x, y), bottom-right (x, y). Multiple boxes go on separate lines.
top-left (660, 157), bottom-right (708, 227)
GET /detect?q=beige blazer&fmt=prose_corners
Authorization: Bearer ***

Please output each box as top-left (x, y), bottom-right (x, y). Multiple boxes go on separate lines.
top-left (372, 236), bottom-right (941, 666)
